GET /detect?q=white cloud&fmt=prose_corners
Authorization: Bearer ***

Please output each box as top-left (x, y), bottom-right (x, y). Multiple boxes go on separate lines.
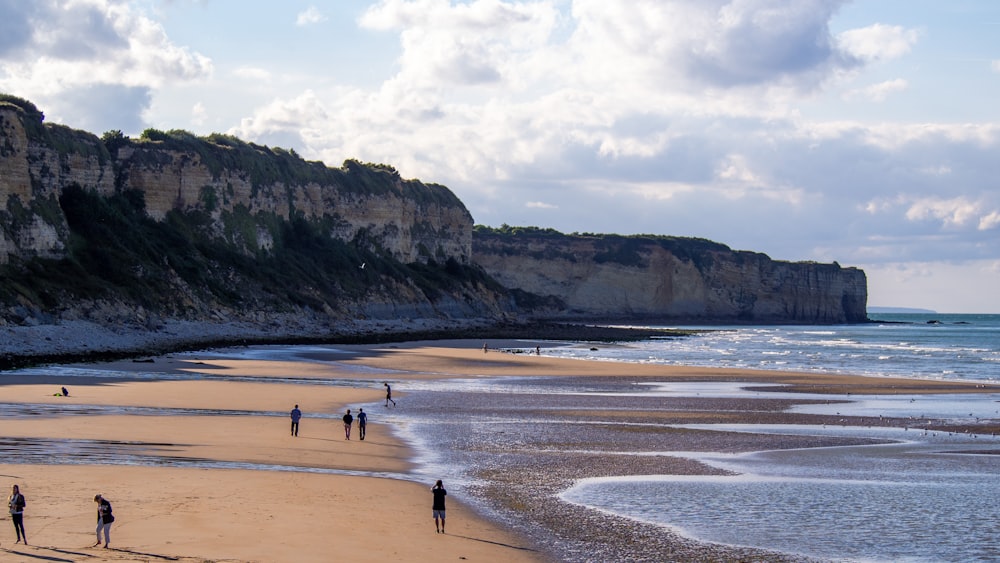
top-left (231, 0), bottom-right (892, 193)
top-left (232, 66), bottom-right (272, 81)
top-left (0, 0), bottom-right (211, 130)
top-left (717, 153), bottom-right (762, 184)
top-left (837, 23), bottom-right (920, 63)
top-left (992, 60), bottom-right (1000, 73)
top-left (854, 122), bottom-right (1000, 151)
top-left (979, 211), bottom-right (1000, 231)
top-left (843, 78), bottom-right (908, 102)
top-left (525, 201), bottom-right (557, 209)
top-left (360, 0), bottom-right (558, 88)
top-left (191, 101), bottom-right (207, 126)
top-left (296, 6), bottom-right (327, 26)
top-left (904, 197), bottom-right (981, 228)
top-left (863, 194), bottom-right (1000, 234)
top-left (561, 0), bottom-right (863, 94)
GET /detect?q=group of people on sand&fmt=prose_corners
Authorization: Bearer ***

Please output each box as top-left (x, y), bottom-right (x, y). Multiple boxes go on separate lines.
top-left (10, 480), bottom-right (446, 545)
top-left (285, 383), bottom-right (448, 534)
top-left (6, 485), bottom-right (115, 549)
top-left (289, 382), bottom-right (396, 439)
top-left (341, 408), bottom-right (367, 440)
top-left (289, 404), bottom-right (371, 440)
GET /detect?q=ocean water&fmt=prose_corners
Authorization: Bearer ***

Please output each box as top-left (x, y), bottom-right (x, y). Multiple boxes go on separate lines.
top-left (536, 314), bottom-right (1000, 562)
top-left (558, 428), bottom-right (1000, 562)
top-left (544, 313), bottom-right (1000, 383)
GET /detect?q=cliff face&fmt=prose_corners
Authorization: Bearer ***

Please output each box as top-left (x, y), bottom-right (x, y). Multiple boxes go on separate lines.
top-left (0, 101), bottom-right (471, 266)
top-left (2, 97), bottom-right (868, 328)
top-left (473, 230), bottom-right (868, 323)
top-left (1, 98), bottom-right (510, 326)
top-left (0, 106), bottom-right (114, 261)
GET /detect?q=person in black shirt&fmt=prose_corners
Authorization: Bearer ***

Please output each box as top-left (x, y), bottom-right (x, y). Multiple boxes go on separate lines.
top-left (290, 404), bottom-right (302, 436)
top-left (9, 484), bottom-right (26, 545)
top-left (342, 409), bottom-right (354, 440)
top-left (93, 494), bottom-right (114, 548)
top-left (384, 382), bottom-right (396, 407)
top-left (431, 480), bottom-right (447, 533)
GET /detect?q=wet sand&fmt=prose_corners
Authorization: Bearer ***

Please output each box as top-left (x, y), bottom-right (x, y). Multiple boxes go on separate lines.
top-left (2, 341), bottom-right (998, 562)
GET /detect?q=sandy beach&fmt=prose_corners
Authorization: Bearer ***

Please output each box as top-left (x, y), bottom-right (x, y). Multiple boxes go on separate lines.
top-left (2, 340), bottom-right (998, 562)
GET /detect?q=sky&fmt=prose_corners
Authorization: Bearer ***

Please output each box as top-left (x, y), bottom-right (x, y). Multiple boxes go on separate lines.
top-left (1, 0), bottom-right (999, 313)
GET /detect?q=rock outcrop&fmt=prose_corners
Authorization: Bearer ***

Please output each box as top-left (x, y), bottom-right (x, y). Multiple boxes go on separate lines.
top-left (1, 96), bottom-right (509, 326)
top-left (473, 228), bottom-right (868, 323)
top-left (0, 98), bottom-right (471, 266)
top-left (2, 95), bottom-right (868, 330)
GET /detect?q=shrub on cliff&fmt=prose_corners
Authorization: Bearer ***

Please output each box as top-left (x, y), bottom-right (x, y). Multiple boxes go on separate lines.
top-left (101, 129), bottom-right (129, 155)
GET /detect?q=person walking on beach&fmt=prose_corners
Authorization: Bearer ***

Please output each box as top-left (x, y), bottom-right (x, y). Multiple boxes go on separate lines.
top-left (290, 404), bottom-right (302, 436)
top-left (93, 494), bottom-right (114, 548)
top-left (357, 408), bottom-right (367, 440)
top-left (384, 382), bottom-right (396, 407)
top-left (431, 480), bottom-right (447, 533)
top-left (8, 484), bottom-right (26, 545)
top-left (342, 409), bottom-right (354, 440)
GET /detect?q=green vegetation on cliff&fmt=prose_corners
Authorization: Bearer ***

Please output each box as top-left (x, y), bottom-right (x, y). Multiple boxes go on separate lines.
top-left (474, 224), bottom-right (734, 270)
top-left (1, 96), bottom-right (504, 324)
top-left (1, 94), bottom-right (110, 163)
top-left (124, 128), bottom-right (462, 208)
top-left (1, 185), bottom-right (498, 319)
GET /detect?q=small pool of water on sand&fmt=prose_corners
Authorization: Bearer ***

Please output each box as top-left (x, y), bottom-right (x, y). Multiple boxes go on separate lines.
top-left (560, 426), bottom-right (1000, 563)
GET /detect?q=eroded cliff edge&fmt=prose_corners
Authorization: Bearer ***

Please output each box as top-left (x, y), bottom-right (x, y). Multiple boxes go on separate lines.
top-left (0, 95), bottom-right (512, 334)
top-left (474, 227), bottom-right (868, 324)
top-left (2, 95), bottom-right (868, 361)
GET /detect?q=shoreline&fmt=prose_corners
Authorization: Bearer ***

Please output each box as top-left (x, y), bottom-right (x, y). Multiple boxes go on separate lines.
top-left (1, 317), bottom-right (702, 371)
top-left (4, 339), bottom-right (999, 561)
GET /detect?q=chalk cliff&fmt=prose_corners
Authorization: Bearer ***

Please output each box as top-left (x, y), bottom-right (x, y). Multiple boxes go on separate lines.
top-left (0, 96), bottom-right (509, 326)
top-left (1, 95), bottom-right (868, 330)
top-left (473, 228), bottom-right (868, 323)
top-left (0, 98), bottom-right (471, 266)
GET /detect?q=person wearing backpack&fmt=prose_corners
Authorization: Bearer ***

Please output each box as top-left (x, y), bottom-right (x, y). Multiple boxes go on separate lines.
top-left (8, 484), bottom-right (26, 545)
top-left (93, 494), bottom-right (114, 548)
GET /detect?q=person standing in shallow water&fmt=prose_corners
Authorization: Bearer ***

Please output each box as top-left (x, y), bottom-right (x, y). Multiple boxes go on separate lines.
top-left (384, 382), bottom-right (396, 407)
top-left (342, 409), bottom-right (353, 440)
top-left (431, 480), bottom-right (447, 533)
top-left (357, 408), bottom-right (367, 440)
top-left (290, 404), bottom-right (302, 436)
top-left (93, 494), bottom-right (113, 548)
top-left (9, 484), bottom-right (26, 545)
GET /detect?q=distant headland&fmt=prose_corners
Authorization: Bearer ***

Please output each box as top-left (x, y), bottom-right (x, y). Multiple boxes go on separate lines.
top-left (867, 307), bottom-right (937, 314)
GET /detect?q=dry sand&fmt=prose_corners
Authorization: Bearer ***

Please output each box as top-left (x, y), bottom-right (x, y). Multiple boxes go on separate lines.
top-left (1, 345), bottom-right (543, 563)
top-left (2, 341), bottom-right (998, 562)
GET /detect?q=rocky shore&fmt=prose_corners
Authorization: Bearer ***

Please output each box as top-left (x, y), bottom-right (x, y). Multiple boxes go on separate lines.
top-left (0, 316), bottom-right (699, 370)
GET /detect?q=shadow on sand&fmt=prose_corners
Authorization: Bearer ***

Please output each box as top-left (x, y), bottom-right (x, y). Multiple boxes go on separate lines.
top-left (1, 544), bottom-right (188, 562)
top-left (449, 533), bottom-right (539, 554)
